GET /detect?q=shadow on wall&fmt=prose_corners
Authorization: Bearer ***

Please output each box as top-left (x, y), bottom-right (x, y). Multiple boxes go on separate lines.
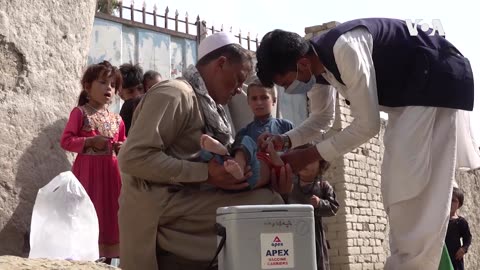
top-left (0, 119), bottom-right (72, 256)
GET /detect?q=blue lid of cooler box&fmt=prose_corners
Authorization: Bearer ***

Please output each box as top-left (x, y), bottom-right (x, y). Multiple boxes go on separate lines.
top-left (216, 204), bottom-right (313, 215)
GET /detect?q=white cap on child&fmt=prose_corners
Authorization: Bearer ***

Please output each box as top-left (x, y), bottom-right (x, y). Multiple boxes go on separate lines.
top-left (198, 32), bottom-right (239, 61)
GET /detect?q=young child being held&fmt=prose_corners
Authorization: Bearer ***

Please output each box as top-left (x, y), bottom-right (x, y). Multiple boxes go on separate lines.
top-left (200, 134), bottom-right (284, 190)
top-left (199, 79), bottom-right (294, 190)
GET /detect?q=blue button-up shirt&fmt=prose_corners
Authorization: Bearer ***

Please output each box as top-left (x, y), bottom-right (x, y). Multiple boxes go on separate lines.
top-left (236, 116), bottom-right (294, 142)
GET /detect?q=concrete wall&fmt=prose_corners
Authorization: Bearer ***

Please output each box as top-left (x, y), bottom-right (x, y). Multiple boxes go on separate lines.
top-left (88, 17), bottom-right (198, 79)
top-left (88, 17), bottom-right (199, 113)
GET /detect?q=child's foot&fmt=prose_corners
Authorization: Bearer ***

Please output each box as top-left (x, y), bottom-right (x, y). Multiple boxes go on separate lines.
top-left (200, 134), bottom-right (228, 155)
top-left (267, 142), bottom-right (284, 166)
top-left (224, 159), bottom-right (244, 179)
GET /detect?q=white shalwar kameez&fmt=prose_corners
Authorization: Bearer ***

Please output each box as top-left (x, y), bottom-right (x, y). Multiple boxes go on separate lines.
top-left (285, 27), bottom-right (480, 270)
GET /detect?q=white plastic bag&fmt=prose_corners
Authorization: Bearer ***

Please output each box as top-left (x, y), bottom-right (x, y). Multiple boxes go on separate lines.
top-left (29, 171), bottom-right (99, 261)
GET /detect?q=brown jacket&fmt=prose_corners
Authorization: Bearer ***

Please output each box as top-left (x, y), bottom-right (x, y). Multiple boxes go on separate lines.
top-left (117, 79), bottom-right (283, 270)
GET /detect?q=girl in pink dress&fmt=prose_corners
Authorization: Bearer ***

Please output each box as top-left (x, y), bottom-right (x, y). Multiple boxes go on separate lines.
top-left (61, 61), bottom-right (125, 262)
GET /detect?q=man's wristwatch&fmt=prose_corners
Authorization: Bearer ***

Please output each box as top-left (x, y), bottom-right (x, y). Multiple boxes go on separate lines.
top-left (281, 135), bottom-right (291, 151)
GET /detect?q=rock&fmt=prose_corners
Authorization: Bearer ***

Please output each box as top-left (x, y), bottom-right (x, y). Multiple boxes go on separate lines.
top-left (0, 0), bottom-right (97, 256)
top-left (0, 256), bottom-right (117, 270)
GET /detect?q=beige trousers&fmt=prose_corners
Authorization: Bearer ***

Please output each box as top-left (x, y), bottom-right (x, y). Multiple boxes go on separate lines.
top-left (118, 177), bottom-right (283, 270)
top-left (382, 107), bottom-right (457, 270)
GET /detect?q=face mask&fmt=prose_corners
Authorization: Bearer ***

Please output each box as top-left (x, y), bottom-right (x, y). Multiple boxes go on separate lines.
top-left (284, 66), bottom-right (316, 95)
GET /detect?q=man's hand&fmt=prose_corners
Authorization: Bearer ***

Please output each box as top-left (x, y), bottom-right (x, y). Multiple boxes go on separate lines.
top-left (206, 159), bottom-right (250, 190)
top-left (310, 195), bottom-right (320, 208)
top-left (270, 164), bottom-right (293, 195)
top-left (455, 247), bottom-right (466, 260)
top-left (257, 132), bottom-right (283, 151)
top-left (281, 145), bottom-right (322, 173)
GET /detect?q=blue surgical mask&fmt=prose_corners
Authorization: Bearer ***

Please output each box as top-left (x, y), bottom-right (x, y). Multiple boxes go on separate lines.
top-left (284, 66), bottom-right (316, 95)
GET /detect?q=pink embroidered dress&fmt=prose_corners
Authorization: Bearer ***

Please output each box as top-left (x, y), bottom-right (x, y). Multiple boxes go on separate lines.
top-left (60, 105), bottom-right (125, 257)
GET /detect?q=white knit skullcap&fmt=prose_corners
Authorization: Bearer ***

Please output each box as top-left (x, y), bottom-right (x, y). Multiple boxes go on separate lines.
top-left (198, 32), bottom-right (239, 60)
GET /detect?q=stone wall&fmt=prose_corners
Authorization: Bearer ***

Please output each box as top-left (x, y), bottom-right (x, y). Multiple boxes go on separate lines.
top-left (0, 0), bottom-right (97, 256)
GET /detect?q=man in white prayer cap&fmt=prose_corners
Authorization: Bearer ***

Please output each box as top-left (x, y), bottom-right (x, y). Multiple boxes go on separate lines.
top-left (117, 32), bottom-right (292, 270)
